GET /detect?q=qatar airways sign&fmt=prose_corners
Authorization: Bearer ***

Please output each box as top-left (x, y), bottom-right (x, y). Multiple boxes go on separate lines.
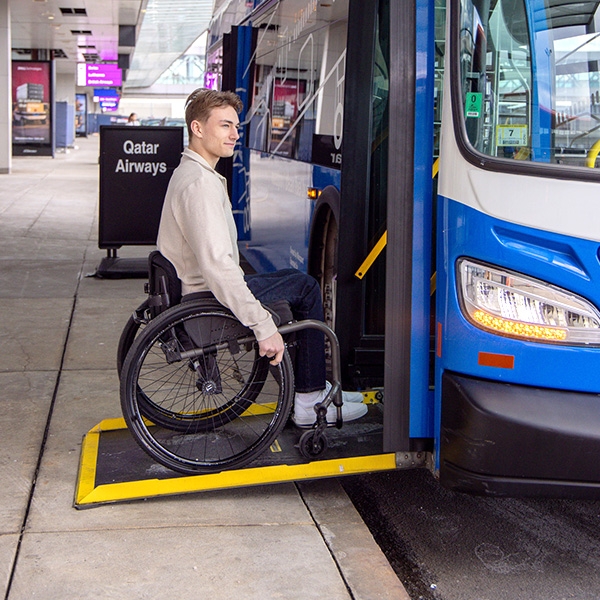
top-left (98, 126), bottom-right (183, 247)
top-left (77, 63), bottom-right (122, 87)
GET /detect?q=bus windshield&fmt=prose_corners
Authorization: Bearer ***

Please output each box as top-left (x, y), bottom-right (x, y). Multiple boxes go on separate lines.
top-left (458, 0), bottom-right (600, 169)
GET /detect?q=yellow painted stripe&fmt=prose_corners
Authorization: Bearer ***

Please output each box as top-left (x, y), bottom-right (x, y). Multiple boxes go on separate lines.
top-left (96, 417), bottom-right (128, 431)
top-left (74, 426), bottom-right (101, 504)
top-left (242, 402), bottom-right (277, 417)
top-left (432, 157), bottom-right (439, 178)
top-left (77, 454), bottom-right (397, 506)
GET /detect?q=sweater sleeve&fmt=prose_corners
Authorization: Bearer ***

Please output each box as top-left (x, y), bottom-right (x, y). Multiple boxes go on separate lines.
top-left (173, 177), bottom-right (278, 341)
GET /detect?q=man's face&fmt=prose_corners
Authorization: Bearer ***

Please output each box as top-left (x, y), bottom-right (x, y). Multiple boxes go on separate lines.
top-left (192, 106), bottom-right (240, 167)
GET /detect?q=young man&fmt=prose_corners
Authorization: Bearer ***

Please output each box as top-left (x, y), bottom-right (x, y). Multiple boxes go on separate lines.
top-left (157, 88), bottom-right (367, 426)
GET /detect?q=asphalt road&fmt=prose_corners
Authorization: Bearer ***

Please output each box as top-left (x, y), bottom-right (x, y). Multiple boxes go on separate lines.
top-left (342, 468), bottom-right (600, 600)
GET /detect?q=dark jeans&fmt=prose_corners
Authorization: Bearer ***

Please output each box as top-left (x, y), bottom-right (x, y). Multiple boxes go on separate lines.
top-left (245, 269), bottom-right (326, 393)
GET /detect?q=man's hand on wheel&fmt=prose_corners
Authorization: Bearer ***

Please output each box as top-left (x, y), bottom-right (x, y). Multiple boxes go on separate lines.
top-left (258, 332), bottom-right (285, 365)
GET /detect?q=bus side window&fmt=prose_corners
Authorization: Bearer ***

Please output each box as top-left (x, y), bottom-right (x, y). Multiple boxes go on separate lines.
top-left (247, 1), bottom-right (350, 168)
top-left (459, 0), bottom-right (532, 160)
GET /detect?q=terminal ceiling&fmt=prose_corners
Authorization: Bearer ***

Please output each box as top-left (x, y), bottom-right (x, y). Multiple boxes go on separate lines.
top-left (9, 0), bottom-right (215, 89)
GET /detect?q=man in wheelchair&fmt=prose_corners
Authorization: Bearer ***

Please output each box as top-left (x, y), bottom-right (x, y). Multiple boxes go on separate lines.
top-left (156, 88), bottom-right (367, 428)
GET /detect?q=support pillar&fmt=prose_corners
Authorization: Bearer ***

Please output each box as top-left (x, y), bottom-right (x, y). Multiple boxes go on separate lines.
top-left (0, 0), bottom-right (10, 174)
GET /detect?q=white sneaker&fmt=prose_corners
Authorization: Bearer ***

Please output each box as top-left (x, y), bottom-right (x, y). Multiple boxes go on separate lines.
top-left (325, 381), bottom-right (364, 403)
top-left (292, 388), bottom-right (368, 427)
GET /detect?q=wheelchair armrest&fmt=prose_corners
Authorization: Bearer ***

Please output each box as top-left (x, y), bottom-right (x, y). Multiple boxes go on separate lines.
top-left (264, 300), bottom-right (293, 327)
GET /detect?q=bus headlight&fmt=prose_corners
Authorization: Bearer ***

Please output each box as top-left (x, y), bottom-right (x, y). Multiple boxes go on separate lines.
top-left (457, 258), bottom-right (600, 345)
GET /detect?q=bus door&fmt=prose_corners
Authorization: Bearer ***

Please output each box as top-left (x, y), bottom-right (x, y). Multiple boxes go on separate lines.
top-left (335, 0), bottom-right (439, 455)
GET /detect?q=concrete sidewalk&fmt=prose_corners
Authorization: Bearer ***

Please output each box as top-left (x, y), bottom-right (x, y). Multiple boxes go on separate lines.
top-left (0, 136), bottom-right (409, 599)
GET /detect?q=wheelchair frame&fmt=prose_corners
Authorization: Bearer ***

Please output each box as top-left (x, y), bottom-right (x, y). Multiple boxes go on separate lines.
top-left (118, 253), bottom-right (347, 475)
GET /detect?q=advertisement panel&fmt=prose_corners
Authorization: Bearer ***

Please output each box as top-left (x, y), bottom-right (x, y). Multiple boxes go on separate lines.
top-left (12, 61), bottom-right (53, 156)
top-left (75, 93), bottom-right (87, 136)
top-left (98, 126), bottom-right (183, 248)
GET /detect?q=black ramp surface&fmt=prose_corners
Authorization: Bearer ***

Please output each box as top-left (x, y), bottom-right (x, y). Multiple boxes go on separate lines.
top-left (94, 405), bottom-right (384, 487)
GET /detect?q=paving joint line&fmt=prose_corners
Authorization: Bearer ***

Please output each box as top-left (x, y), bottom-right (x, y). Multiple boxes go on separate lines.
top-left (295, 482), bottom-right (356, 600)
top-left (4, 250), bottom-right (87, 600)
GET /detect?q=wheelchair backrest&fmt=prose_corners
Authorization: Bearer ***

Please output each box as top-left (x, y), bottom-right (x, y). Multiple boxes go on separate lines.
top-left (145, 251), bottom-right (294, 331)
top-left (147, 250), bottom-right (182, 317)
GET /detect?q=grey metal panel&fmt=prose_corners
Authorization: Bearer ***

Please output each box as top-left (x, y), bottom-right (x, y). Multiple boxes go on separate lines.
top-left (383, 0), bottom-right (416, 452)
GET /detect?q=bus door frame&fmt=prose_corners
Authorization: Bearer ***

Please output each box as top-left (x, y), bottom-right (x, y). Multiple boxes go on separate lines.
top-left (339, 0), bottom-right (432, 453)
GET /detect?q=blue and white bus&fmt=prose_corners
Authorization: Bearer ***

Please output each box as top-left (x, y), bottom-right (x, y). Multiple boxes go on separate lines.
top-left (206, 0), bottom-right (600, 497)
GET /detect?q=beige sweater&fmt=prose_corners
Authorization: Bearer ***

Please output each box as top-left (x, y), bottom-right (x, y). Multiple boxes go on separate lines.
top-left (156, 148), bottom-right (277, 341)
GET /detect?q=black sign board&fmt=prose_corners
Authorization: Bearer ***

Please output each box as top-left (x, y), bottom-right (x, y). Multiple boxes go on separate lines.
top-left (311, 134), bottom-right (342, 170)
top-left (99, 125), bottom-right (183, 248)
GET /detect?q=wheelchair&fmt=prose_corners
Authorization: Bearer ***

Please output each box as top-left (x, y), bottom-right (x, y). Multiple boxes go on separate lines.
top-left (117, 251), bottom-right (346, 475)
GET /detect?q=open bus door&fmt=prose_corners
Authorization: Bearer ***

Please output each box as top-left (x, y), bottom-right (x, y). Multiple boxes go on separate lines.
top-left (218, 0), bottom-right (437, 458)
top-left (334, 0), bottom-right (436, 458)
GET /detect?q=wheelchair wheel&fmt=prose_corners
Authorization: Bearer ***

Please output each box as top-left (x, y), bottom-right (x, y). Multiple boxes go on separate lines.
top-left (116, 298), bottom-right (149, 377)
top-left (125, 301), bottom-right (273, 433)
top-left (120, 302), bottom-right (294, 474)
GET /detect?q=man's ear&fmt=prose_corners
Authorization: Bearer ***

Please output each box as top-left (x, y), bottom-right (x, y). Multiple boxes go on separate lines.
top-left (190, 120), bottom-right (202, 138)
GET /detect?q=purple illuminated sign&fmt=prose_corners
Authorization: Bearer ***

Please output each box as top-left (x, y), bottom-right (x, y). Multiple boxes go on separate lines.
top-left (93, 88), bottom-right (119, 102)
top-left (78, 63), bottom-right (122, 87)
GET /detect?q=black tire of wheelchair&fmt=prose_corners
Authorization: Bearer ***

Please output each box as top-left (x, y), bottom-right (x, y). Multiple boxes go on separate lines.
top-left (121, 303), bottom-right (272, 432)
top-left (120, 303), bottom-right (296, 473)
top-left (298, 429), bottom-right (329, 460)
top-left (116, 298), bottom-right (150, 378)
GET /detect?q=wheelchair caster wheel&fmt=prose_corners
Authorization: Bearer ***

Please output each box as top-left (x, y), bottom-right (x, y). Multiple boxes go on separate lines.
top-left (299, 429), bottom-right (328, 460)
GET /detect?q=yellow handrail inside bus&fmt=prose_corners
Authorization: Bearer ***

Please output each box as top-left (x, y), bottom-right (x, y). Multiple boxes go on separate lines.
top-left (354, 158), bottom-right (440, 280)
top-left (586, 140), bottom-right (600, 168)
top-left (355, 231), bottom-right (387, 279)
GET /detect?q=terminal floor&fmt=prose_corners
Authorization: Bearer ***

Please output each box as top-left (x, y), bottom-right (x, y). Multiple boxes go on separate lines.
top-left (0, 136), bottom-right (408, 599)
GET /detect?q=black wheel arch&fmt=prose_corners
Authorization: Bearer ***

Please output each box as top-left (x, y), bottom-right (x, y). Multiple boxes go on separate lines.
top-left (308, 185), bottom-right (341, 279)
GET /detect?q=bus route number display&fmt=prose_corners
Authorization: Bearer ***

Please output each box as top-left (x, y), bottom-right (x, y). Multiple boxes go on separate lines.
top-left (496, 124), bottom-right (528, 147)
top-left (98, 126), bottom-right (183, 248)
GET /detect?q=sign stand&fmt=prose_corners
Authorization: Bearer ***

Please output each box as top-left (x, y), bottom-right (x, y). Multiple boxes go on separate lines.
top-left (94, 249), bottom-right (148, 278)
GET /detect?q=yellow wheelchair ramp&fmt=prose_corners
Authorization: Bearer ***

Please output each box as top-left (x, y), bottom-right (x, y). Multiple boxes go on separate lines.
top-left (75, 405), bottom-right (396, 508)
